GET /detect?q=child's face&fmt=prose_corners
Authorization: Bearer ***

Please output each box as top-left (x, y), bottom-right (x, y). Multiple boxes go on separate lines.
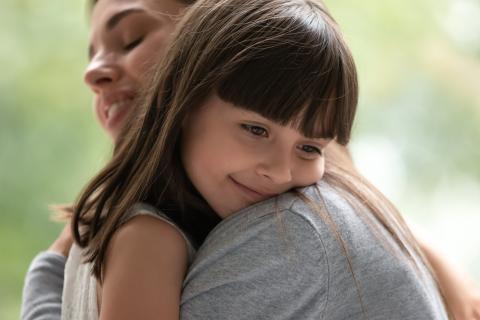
top-left (181, 95), bottom-right (331, 218)
top-left (84, 0), bottom-right (186, 140)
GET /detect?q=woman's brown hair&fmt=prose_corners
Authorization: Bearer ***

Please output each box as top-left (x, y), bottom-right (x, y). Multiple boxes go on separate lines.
top-left (73, 1), bottom-right (449, 316)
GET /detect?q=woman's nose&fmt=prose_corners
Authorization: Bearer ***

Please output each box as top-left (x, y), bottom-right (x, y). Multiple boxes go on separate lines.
top-left (84, 56), bottom-right (121, 93)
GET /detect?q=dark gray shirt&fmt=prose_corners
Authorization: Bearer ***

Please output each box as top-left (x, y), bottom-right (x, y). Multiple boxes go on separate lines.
top-left (22, 182), bottom-right (448, 319)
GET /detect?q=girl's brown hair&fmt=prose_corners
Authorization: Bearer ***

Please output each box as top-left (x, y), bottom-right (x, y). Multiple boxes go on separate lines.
top-left (73, 1), bottom-right (449, 316)
top-left (74, 0), bottom-right (358, 280)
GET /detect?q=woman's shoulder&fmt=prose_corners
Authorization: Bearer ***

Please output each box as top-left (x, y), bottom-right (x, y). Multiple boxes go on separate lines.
top-left (184, 183), bottom-right (447, 319)
top-left (182, 192), bottom-right (330, 319)
top-left (199, 181), bottom-right (353, 251)
top-left (187, 190), bottom-right (330, 284)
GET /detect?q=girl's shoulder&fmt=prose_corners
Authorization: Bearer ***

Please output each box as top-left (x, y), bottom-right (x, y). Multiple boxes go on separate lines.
top-left (62, 203), bottom-right (195, 320)
top-left (98, 206), bottom-right (191, 319)
top-left (121, 202), bottom-right (196, 264)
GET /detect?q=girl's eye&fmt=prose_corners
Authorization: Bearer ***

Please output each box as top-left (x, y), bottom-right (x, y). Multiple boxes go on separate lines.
top-left (241, 124), bottom-right (269, 137)
top-left (124, 36), bottom-right (144, 51)
top-left (299, 145), bottom-right (322, 155)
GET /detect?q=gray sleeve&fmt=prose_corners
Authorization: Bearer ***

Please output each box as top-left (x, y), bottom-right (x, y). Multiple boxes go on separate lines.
top-left (21, 251), bottom-right (65, 320)
top-left (180, 209), bottom-right (329, 320)
top-left (181, 183), bottom-right (448, 320)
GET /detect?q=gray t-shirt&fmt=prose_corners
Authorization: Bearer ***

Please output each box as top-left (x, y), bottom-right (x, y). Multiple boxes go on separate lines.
top-left (21, 182), bottom-right (448, 319)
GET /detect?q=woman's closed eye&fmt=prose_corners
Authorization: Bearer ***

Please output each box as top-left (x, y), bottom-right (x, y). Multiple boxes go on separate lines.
top-left (241, 124), bottom-right (269, 137)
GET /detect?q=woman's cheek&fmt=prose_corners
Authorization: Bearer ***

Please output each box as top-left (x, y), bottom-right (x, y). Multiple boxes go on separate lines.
top-left (128, 32), bottom-right (171, 80)
top-left (127, 50), bottom-right (157, 81)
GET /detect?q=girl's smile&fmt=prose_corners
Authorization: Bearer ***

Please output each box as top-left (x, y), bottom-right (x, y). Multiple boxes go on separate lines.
top-left (229, 176), bottom-right (279, 202)
top-left (181, 94), bottom-right (331, 218)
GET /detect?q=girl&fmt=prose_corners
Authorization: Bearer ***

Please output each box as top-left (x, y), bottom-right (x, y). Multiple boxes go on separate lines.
top-left (67, 0), bottom-right (448, 318)
top-left (20, 0), bottom-right (480, 319)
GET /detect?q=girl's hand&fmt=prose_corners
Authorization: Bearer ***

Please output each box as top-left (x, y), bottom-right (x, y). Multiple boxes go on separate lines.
top-left (48, 221), bottom-right (73, 258)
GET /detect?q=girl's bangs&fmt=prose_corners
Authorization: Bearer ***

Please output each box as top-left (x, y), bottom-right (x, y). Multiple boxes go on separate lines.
top-left (214, 5), bottom-right (357, 144)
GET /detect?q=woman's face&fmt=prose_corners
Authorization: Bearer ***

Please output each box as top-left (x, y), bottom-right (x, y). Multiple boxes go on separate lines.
top-left (85, 0), bottom-right (186, 140)
top-left (181, 95), bottom-right (331, 218)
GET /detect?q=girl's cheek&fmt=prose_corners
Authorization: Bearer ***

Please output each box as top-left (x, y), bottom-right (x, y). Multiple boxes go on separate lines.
top-left (297, 160), bottom-right (325, 186)
top-left (313, 160), bottom-right (326, 181)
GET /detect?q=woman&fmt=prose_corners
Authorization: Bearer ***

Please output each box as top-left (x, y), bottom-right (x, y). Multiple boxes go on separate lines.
top-left (21, 0), bottom-right (480, 319)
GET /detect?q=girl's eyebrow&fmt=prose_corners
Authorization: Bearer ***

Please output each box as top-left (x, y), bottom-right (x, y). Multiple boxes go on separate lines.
top-left (106, 8), bottom-right (145, 31)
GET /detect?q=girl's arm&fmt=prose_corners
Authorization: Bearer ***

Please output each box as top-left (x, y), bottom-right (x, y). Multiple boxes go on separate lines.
top-left (99, 215), bottom-right (188, 320)
top-left (417, 239), bottom-right (480, 320)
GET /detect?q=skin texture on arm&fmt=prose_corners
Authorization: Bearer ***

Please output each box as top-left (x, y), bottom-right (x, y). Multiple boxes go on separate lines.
top-left (417, 238), bottom-right (480, 320)
top-left (98, 215), bottom-right (188, 320)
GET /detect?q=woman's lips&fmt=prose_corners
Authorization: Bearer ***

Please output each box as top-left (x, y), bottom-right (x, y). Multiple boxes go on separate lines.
top-left (105, 98), bottom-right (134, 130)
top-left (106, 100), bottom-right (129, 119)
top-left (98, 89), bottom-right (136, 131)
top-left (106, 98), bottom-right (131, 120)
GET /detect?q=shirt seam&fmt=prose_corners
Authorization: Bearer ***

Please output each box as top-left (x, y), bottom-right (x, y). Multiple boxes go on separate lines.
top-left (284, 200), bottom-right (330, 319)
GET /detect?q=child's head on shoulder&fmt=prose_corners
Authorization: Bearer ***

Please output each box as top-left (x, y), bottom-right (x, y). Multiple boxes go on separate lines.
top-left (133, 0), bottom-right (359, 217)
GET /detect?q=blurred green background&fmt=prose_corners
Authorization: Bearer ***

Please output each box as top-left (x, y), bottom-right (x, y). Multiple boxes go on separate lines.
top-left (1, 0), bottom-right (479, 318)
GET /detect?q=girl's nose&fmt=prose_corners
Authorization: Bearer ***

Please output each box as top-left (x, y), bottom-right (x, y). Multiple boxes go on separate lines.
top-left (256, 152), bottom-right (293, 185)
top-left (84, 57), bottom-right (122, 93)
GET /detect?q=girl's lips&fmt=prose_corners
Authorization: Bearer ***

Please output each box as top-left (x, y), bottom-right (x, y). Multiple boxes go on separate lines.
top-left (229, 177), bottom-right (277, 202)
